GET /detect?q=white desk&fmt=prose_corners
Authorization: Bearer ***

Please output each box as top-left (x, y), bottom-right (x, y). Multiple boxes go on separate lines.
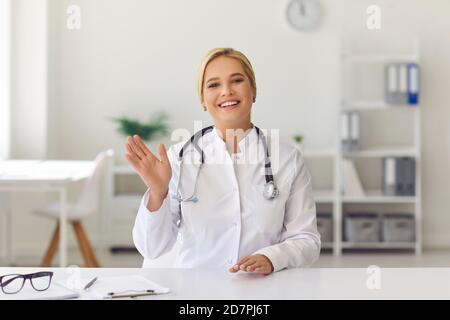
top-left (1, 267), bottom-right (450, 300)
top-left (0, 160), bottom-right (96, 267)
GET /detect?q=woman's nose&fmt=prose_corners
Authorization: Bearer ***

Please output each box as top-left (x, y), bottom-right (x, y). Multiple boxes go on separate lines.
top-left (221, 84), bottom-right (234, 96)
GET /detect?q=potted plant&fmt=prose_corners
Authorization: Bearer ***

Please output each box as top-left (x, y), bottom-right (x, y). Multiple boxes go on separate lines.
top-left (111, 112), bottom-right (169, 142)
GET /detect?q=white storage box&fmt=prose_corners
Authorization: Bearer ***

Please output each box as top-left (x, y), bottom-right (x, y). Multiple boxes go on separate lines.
top-left (344, 213), bottom-right (380, 242)
top-left (382, 213), bottom-right (415, 242)
top-left (317, 213), bottom-right (333, 243)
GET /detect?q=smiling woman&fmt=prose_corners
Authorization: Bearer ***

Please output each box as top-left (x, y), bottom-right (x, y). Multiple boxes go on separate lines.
top-left (128, 47), bottom-right (321, 276)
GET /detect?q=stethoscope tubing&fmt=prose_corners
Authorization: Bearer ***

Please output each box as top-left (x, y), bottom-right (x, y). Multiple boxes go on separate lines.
top-left (175, 125), bottom-right (278, 202)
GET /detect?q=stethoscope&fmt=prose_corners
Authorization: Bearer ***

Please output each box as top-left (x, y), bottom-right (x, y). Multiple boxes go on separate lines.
top-left (174, 125), bottom-right (279, 203)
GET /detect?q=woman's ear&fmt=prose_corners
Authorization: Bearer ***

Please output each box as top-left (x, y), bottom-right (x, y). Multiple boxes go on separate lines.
top-left (201, 98), bottom-right (207, 111)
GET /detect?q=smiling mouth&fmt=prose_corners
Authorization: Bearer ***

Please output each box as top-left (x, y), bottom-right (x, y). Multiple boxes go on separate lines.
top-left (218, 100), bottom-right (240, 109)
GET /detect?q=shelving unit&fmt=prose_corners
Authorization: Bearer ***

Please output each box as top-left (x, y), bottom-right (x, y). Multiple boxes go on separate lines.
top-left (322, 40), bottom-right (421, 256)
top-left (301, 39), bottom-right (422, 256)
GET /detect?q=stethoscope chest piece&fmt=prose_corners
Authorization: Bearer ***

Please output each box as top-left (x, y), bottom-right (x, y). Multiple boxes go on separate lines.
top-left (263, 181), bottom-right (279, 200)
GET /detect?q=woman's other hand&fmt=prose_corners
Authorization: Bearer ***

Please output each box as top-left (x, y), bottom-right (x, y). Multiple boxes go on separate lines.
top-left (229, 254), bottom-right (274, 275)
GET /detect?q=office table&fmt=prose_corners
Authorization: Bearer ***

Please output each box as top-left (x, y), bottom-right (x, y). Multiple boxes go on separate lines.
top-left (1, 267), bottom-right (450, 300)
top-left (0, 160), bottom-right (96, 267)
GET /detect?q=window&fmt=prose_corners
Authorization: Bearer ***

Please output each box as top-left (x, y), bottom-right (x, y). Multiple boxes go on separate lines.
top-left (0, 0), bottom-right (11, 159)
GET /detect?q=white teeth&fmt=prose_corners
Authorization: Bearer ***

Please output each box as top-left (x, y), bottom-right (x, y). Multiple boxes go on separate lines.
top-left (220, 101), bottom-right (239, 107)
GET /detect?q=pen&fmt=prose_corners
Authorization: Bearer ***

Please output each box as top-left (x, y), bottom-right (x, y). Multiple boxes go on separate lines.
top-left (108, 290), bottom-right (156, 299)
top-left (83, 276), bottom-right (98, 290)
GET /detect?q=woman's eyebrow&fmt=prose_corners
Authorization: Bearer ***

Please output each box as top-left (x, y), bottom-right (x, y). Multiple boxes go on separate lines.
top-left (206, 73), bottom-right (245, 84)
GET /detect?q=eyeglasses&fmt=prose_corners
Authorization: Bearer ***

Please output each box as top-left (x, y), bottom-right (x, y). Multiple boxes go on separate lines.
top-left (0, 272), bottom-right (53, 294)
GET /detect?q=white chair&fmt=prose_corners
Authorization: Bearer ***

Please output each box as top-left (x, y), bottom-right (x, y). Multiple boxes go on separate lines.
top-left (34, 150), bottom-right (114, 267)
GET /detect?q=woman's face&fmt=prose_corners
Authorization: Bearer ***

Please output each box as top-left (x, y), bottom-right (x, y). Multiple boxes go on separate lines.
top-left (202, 56), bottom-right (255, 128)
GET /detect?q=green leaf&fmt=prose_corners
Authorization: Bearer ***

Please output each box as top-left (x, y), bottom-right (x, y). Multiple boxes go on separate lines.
top-left (111, 113), bottom-right (170, 141)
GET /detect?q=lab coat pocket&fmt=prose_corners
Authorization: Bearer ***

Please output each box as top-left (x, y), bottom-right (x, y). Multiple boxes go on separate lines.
top-left (252, 183), bottom-right (291, 236)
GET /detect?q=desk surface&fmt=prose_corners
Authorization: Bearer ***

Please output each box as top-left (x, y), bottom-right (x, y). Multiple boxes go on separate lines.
top-left (0, 160), bottom-right (95, 184)
top-left (1, 267), bottom-right (449, 300)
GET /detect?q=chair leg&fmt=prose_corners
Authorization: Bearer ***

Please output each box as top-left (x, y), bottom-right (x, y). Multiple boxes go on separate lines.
top-left (41, 224), bottom-right (60, 267)
top-left (72, 221), bottom-right (100, 267)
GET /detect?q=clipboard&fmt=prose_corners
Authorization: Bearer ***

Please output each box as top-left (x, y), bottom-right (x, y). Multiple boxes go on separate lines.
top-left (83, 275), bottom-right (170, 299)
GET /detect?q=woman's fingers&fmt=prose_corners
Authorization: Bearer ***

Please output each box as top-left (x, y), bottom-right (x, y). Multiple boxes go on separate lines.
top-left (239, 258), bottom-right (257, 271)
top-left (127, 136), bottom-right (144, 159)
top-left (125, 153), bottom-right (140, 170)
top-left (245, 260), bottom-right (259, 272)
top-left (228, 255), bottom-right (273, 274)
top-left (125, 143), bottom-right (136, 157)
top-left (127, 136), bottom-right (159, 163)
top-left (234, 256), bottom-right (250, 270)
top-left (158, 144), bottom-right (169, 164)
top-left (236, 256), bottom-right (250, 265)
top-left (133, 135), bottom-right (157, 161)
top-left (228, 266), bottom-right (238, 273)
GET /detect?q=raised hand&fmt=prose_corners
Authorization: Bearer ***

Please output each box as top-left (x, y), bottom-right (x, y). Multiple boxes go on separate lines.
top-left (125, 135), bottom-right (172, 208)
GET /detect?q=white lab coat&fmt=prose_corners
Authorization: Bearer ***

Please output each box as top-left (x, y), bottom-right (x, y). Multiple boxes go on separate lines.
top-left (133, 126), bottom-right (321, 272)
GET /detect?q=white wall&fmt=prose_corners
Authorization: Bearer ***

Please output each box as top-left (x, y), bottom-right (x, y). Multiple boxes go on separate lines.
top-left (8, 0), bottom-right (450, 259)
top-left (0, 0), bottom-right (11, 159)
top-left (11, 0), bottom-right (48, 159)
top-left (7, 0), bottom-right (54, 260)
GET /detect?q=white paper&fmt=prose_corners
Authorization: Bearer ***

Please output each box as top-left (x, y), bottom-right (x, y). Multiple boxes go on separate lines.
top-left (82, 275), bottom-right (170, 299)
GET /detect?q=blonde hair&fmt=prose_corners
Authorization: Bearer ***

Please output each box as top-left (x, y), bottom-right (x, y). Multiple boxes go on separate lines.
top-left (197, 48), bottom-right (257, 103)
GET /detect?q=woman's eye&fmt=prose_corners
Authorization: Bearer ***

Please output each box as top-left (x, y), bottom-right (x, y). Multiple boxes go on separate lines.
top-left (208, 83), bottom-right (219, 88)
top-left (233, 78), bottom-right (244, 83)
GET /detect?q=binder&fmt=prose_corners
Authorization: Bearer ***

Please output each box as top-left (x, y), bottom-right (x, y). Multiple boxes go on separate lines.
top-left (404, 158), bottom-right (416, 196)
top-left (395, 158), bottom-right (405, 196)
top-left (398, 63), bottom-right (408, 105)
top-left (340, 112), bottom-right (350, 151)
top-left (383, 157), bottom-right (396, 196)
top-left (407, 63), bottom-right (419, 105)
top-left (385, 63), bottom-right (398, 104)
top-left (350, 112), bottom-right (360, 150)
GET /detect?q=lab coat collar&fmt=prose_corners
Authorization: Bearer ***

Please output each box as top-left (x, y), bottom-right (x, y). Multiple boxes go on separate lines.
top-left (183, 124), bottom-right (264, 165)
top-left (210, 125), bottom-right (258, 154)
top-left (206, 125), bottom-right (264, 164)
